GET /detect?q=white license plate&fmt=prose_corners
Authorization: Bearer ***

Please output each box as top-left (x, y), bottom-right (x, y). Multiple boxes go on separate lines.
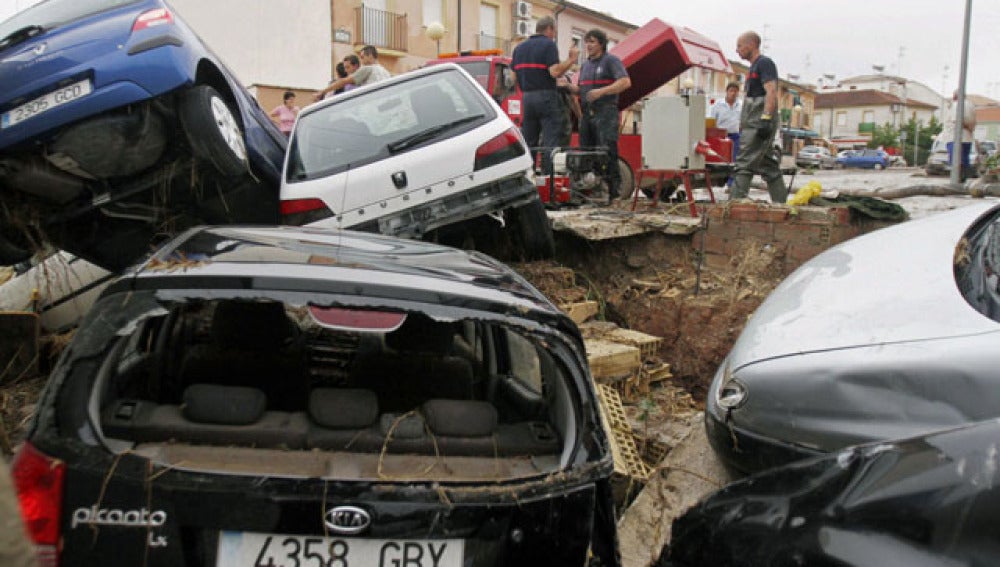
top-left (1, 79), bottom-right (92, 129)
top-left (216, 531), bottom-right (464, 567)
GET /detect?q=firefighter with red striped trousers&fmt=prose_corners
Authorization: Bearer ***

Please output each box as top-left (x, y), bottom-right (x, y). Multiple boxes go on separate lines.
top-left (575, 28), bottom-right (631, 199)
top-left (511, 16), bottom-right (578, 176)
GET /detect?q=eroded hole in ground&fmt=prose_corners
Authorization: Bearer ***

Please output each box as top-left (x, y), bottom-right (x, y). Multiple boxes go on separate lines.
top-left (516, 230), bottom-right (785, 410)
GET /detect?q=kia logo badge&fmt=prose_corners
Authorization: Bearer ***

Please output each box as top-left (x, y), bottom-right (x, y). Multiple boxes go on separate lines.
top-left (324, 506), bottom-right (370, 534)
top-left (391, 171), bottom-right (407, 189)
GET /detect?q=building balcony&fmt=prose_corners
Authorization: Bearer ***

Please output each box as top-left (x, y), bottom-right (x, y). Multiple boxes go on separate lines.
top-left (354, 4), bottom-right (407, 52)
top-left (476, 32), bottom-right (511, 53)
top-left (858, 122), bottom-right (876, 133)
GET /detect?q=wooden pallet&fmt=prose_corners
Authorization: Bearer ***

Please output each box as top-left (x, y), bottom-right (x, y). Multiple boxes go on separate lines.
top-left (595, 384), bottom-right (653, 508)
top-left (585, 339), bottom-right (641, 383)
top-left (604, 328), bottom-right (663, 360)
top-left (561, 300), bottom-right (600, 325)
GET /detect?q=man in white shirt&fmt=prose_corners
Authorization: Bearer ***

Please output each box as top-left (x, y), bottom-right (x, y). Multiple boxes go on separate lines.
top-left (314, 45), bottom-right (391, 100)
top-left (711, 81), bottom-right (743, 159)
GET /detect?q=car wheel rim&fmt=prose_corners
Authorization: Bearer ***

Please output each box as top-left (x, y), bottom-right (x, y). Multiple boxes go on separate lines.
top-left (210, 96), bottom-right (247, 162)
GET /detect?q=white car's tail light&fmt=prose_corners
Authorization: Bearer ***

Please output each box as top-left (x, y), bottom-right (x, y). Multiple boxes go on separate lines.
top-left (474, 128), bottom-right (526, 171)
top-left (280, 198), bottom-right (334, 226)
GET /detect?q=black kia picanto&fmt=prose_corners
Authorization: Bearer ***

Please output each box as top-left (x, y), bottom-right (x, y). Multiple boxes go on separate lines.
top-left (12, 225), bottom-right (619, 566)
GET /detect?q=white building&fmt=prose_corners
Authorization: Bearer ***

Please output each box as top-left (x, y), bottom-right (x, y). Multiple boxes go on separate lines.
top-left (814, 89), bottom-right (938, 141)
top-left (167, 0), bottom-right (331, 91)
top-left (832, 74), bottom-right (946, 111)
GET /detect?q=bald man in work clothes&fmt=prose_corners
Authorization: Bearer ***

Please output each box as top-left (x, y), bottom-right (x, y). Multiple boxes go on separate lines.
top-left (730, 31), bottom-right (787, 203)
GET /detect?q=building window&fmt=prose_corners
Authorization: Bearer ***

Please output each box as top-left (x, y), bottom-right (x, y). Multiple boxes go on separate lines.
top-left (571, 31), bottom-right (585, 68)
top-left (862, 110), bottom-right (874, 123)
top-left (836, 112), bottom-right (847, 126)
top-left (423, 0), bottom-right (443, 25)
top-left (478, 3), bottom-right (499, 49)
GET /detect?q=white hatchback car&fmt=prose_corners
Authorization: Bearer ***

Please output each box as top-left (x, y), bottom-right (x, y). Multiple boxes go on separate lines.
top-left (280, 64), bottom-right (553, 259)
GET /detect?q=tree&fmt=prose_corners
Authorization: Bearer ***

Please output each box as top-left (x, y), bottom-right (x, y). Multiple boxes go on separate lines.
top-left (899, 117), bottom-right (940, 166)
top-left (868, 122), bottom-right (899, 149)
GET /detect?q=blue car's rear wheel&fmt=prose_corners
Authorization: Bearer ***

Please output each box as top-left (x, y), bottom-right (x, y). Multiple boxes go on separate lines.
top-left (179, 85), bottom-right (248, 177)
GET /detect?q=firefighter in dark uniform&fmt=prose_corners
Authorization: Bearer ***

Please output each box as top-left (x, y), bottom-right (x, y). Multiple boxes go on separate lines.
top-left (731, 30), bottom-right (787, 202)
top-left (511, 16), bottom-right (578, 176)
top-left (573, 28), bottom-right (630, 199)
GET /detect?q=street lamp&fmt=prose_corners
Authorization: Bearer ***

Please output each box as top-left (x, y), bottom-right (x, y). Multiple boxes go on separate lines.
top-left (425, 21), bottom-right (446, 56)
top-left (681, 77), bottom-right (695, 95)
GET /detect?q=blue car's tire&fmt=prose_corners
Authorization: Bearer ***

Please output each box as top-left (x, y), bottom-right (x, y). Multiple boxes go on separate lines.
top-left (179, 85), bottom-right (248, 177)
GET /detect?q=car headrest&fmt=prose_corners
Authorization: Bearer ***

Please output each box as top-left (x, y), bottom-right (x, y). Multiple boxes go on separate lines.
top-left (422, 399), bottom-right (498, 437)
top-left (182, 384), bottom-right (267, 425)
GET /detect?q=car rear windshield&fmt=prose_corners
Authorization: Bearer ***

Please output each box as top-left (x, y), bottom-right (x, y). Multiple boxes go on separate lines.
top-left (69, 291), bottom-right (581, 480)
top-left (0, 0), bottom-right (139, 41)
top-left (286, 69), bottom-right (496, 182)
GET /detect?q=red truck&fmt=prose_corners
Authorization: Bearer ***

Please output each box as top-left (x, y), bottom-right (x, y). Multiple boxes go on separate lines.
top-left (428, 19), bottom-right (733, 204)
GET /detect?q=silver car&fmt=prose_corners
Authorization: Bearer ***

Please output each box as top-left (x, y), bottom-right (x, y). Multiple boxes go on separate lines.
top-left (794, 145), bottom-right (835, 169)
top-left (705, 202), bottom-right (1000, 474)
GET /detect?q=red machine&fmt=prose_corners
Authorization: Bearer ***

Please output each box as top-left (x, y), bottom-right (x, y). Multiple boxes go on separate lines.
top-left (427, 49), bottom-right (525, 127)
top-left (427, 19), bottom-right (734, 207)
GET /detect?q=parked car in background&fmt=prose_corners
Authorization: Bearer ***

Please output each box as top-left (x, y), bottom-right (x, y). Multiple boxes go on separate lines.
top-left (671, 419), bottom-right (1000, 566)
top-left (280, 63), bottom-right (554, 260)
top-left (794, 145), bottom-right (835, 169)
top-left (0, 0), bottom-right (287, 270)
top-left (925, 135), bottom-right (983, 177)
top-left (11, 225), bottom-right (618, 566)
top-left (835, 149), bottom-right (858, 159)
top-left (705, 201), bottom-right (1000, 474)
top-left (835, 148), bottom-right (890, 169)
top-left (980, 140), bottom-right (997, 158)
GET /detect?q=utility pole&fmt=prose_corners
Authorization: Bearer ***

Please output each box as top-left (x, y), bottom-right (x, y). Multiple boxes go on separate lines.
top-left (941, 65), bottom-right (950, 123)
top-left (950, 0), bottom-right (973, 188)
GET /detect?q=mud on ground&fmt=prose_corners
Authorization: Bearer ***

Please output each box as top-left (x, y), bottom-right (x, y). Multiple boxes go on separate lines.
top-left (516, 230), bottom-right (784, 411)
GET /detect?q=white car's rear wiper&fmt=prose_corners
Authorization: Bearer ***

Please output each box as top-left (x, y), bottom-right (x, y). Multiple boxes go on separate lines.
top-left (386, 115), bottom-right (484, 153)
top-left (0, 24), bottom-right (45, 51)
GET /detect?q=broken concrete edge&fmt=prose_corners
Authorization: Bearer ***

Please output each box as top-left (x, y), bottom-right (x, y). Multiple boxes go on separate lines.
top-left (617, 414), bottom-right (733, 567)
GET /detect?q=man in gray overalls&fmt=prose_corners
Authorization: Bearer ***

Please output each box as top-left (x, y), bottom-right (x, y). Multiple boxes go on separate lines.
top-left (731, 31), bottom-right (787, 203)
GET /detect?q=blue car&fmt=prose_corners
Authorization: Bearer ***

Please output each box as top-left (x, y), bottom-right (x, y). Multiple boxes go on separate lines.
top-left (0, 0), bottom-right (286, 269)
top-left (834, 148), bottom-right (889, 170)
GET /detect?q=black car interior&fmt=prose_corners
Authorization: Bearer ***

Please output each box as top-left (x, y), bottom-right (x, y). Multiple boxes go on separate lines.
top-left (99, 300), bottom-right (566, 460)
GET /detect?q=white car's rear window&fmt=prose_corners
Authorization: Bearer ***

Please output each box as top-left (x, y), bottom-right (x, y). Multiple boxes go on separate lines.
top-left (287, 70), bottom-right (495, 182)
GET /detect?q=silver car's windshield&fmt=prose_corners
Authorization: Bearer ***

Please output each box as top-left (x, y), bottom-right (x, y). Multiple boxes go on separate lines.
top-left (286, 70), bottom-right (496, 182)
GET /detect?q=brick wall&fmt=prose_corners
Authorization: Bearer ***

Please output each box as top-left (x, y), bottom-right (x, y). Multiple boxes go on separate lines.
top-left (692, 203), bottom-right (897, 274)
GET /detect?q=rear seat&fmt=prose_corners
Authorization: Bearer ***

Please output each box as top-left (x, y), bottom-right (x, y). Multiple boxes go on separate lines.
top-left (102, 384), bottom-right (308, 449)
top-left (421, 399), bottom-right (561, 457)
top-left (102, 386), bottom-right (562, 457)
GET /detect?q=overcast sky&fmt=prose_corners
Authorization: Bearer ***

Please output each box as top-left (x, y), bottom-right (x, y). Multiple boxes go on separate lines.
top-left (3, 0), bottom-right (997, 99)
top-left (579, 0), bottom-right (999, 99)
